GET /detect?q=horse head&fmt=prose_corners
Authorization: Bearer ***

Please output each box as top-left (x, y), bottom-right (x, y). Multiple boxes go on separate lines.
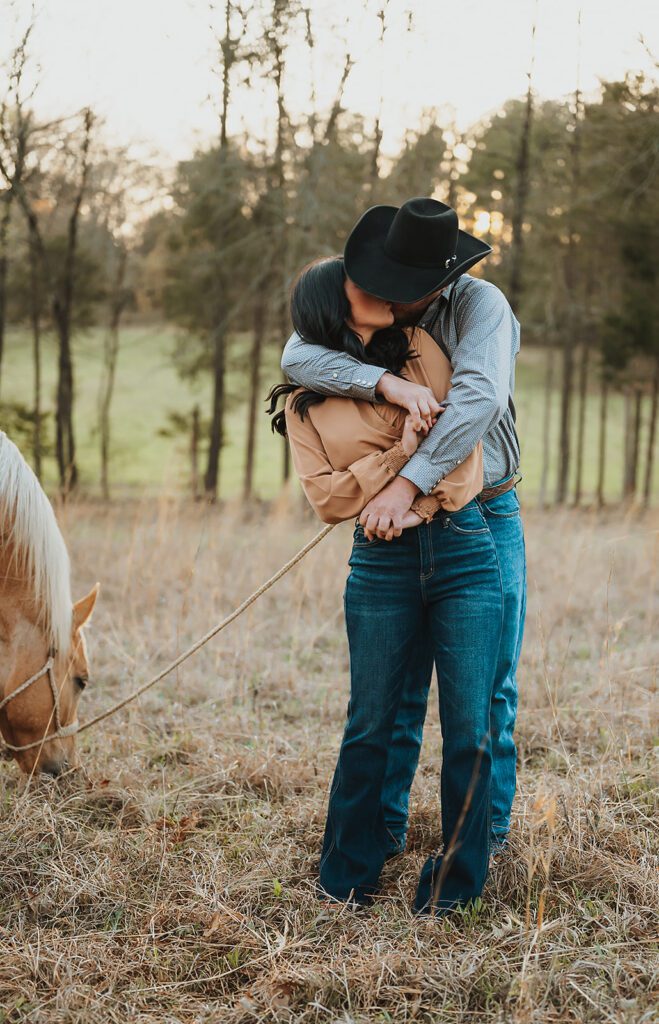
top-left (1, 584), bottom-right (99, 776)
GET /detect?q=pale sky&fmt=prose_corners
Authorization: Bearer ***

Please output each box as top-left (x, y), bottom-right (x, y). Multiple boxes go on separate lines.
top-left (3, 0), bottom-right (658, 165)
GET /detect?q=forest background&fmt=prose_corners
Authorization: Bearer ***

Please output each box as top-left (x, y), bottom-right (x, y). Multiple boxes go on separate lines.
top-left (0, 0), bottom-right (657, 507)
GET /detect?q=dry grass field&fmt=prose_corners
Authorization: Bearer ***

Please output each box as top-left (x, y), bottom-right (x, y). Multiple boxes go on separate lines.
top-left (0, 498), bottom-right (657, 1023)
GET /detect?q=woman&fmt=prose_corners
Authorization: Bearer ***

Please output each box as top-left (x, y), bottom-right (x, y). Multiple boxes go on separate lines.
top-left (269, 256), bottom-right (502, 914)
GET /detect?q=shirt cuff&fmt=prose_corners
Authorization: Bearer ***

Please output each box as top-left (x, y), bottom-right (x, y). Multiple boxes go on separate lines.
top-left (400, 452), bottom-right (462, 496)
top-left (381, 440), bottom-right (409, 475)
top-left (399, 459), bottom-right (432, 495)
top-left (410, 495), bottom-right (441, 523)
top-left (349, 365), bottom-right (387, 401)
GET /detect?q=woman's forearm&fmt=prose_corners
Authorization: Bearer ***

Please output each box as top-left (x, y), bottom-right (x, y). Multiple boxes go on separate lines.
top-left (292, 439), bottom-right (411, 525)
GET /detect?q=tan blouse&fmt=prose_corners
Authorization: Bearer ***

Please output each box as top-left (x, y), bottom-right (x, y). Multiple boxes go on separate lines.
top-left (285, 327), bottom-right (483, 526)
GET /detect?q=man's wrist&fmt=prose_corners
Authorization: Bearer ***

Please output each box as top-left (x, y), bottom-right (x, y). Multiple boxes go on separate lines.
top-left (390, 475), bottom-right (418, 501)
top-left (399, 460), bottom-right (431, 496)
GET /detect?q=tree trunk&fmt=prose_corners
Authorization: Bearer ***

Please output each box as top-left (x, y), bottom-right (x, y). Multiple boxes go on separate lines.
top-left (643, 361), bottom-right (658, 507)
top-left (204, 323), bottom-right (226, 499)
top-left (556, 340), bottom-right (574, 504)
top-left (622, 389), bottom-right (643, 503)
top-left (270, 0), bottom-right (292, 484)
top-left (508, 27), bottom-right (536, 314)
top-left (556, 20), bottom-right (582, 505)
top-left (629, 389), bottom-right (642, 501)
top-left (573, 338), bottom-right (590, 505)
top-left (622, 392), bottom-right (634, 501)
top-left (99, 245), bottom-right (127, 501)
top-left (538, 345), bottom-right (555, 507)
top-left (243, 298), bottom-right (266, 500)
top-left (54, 308), bottom-right (77, 493)
top-left (369, 6), bottom-right (387, 189)
top-left (204, 0), bottom-right (234, 501)
top-left (0, 194), bottom-right (13, 395)
top-left (191, 404), bottom-right (200, 500)
top-left (279, 302), bottom-right (291, 483)
top-left (596, 378), bottom-right (608, 508)
top-left (53, 108), bottom-right (94, 494)
top-left (28, 224), bottom-right (43, 478)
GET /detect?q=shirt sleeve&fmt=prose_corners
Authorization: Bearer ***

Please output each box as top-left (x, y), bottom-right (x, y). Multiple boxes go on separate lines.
top-left (400, 282), bottom-right (517, 495)
top-left (281, 332), bottom-right (387, 401)
top-left (285, 405), bottom-right (409, 524)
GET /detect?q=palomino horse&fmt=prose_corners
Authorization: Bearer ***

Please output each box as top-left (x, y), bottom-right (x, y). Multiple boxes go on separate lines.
top-left (0, 431), bottom-right (98, 776)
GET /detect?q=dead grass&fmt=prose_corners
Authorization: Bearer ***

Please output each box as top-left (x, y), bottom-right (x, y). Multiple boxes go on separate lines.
top-left (0, 495), bottom-right (657, 1023)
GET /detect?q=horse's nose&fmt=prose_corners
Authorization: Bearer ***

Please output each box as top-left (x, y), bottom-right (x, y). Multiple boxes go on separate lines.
top-left (41, 758), bottom-right (68, 778)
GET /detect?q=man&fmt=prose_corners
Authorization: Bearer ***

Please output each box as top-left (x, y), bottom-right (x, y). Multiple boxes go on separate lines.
top-left (281, 196), bottom-right (526, 860)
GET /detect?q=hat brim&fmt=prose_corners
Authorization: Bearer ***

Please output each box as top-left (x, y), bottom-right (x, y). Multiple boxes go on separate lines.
top-left (344, 205), bottom-right (492, 303)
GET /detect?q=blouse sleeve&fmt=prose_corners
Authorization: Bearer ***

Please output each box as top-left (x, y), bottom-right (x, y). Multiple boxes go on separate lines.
top-left (410, 440), bottom-right (484, 520)
top-left (285, 404), bottom-right (409, 524)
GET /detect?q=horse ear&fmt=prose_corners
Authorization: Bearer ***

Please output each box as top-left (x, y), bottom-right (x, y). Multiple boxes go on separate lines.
top-left (73, 582), bottom-right (100, 630)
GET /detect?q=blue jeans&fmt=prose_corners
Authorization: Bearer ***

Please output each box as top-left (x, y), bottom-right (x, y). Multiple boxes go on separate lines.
top-left (319, 501), bottom-right (503, 912)
top-left (381, 485), bottom-right (527, 853)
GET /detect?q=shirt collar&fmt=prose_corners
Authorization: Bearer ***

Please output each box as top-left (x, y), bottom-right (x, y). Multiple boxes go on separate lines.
top-left (419, 281), bottom-right (454, 329)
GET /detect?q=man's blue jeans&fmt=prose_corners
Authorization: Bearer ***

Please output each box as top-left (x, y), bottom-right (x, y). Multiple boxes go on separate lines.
top-left (381, 485), bottom-right (527, 854)
top-left (319, 501), bottom-right (503, 911)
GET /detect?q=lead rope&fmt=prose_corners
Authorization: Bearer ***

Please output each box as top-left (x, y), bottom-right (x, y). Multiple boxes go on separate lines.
top-left (0, 523), bottom-right (335, 753)
top-left (76, 522), bottom-right (336, 737)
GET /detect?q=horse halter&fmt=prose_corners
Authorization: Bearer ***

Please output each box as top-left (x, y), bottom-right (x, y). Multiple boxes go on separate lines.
top-left (0, 653), bottom-right (79, 753)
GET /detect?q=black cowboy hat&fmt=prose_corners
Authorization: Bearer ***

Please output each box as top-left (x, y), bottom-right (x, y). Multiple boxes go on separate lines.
top-left (344, 197), bottom-right (492, 304)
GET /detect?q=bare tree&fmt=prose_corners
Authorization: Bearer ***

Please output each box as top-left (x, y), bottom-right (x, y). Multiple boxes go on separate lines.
top-left (622, 388), bottom-right (642, 502)
top-left (51, 107), bottom-right (95, 493)
top-left (0, 19), bottom-right (67, 476)
top-left (643, 360), bottom-right (658, 506)
top-left (508, 1), bottom-right (537, 313)
top-left (596, 375), bottom-right (608, 507)
top-left (26, 214), bottom-right (43, 475)
top-left (0, 180), bottom-right (12, 397)
top-left (573, 330), bottom-right (591, 504)
top-left (99, 241), bottom-right (128, 500)
top-left (538, 296), bottom-right (557, 507)
top-left (243, 292), bottom-right (267, 499)
top-left (556, 9), bottom-right (582, 504)
top-left (0, 21), bottom-right (35, 395)
top-left (369, 4), bottom-right (389, 189)
top-left (204, 0), bottom-right (242, 499)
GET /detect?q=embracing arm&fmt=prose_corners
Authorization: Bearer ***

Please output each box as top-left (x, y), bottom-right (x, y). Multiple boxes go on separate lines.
top-left (400, 282), bottom-right (516, 495)
top-left (282, 332), bottom-right (387, 400)
top-left (285, 406), bottom-right (410, 524)
top-left (282, 332), bottom-right (443, 428)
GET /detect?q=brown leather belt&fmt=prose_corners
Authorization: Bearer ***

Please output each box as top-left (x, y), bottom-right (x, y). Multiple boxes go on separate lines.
top-left (477, 475), bottom-right (518, 504)
top-left (430, 474), bottom-right (520, 522)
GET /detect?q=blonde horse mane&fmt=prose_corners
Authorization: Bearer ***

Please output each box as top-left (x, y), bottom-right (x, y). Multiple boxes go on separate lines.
top-left (0, 431), bottom-right (72, 655)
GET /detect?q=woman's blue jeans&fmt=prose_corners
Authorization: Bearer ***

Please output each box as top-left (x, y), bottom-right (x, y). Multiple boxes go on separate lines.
top-left (319, 500), bottom-right (503, 912)
top-left (380, 485), bottom-right (527, 854)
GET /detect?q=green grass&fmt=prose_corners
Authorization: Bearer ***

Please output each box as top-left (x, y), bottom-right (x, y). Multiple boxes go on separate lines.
top-left (1, 323), bottom-right (655, 502)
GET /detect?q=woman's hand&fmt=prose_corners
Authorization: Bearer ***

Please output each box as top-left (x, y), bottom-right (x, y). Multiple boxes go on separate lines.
top-left (376, 373), bottom-right (445, 428)
top-left (401, 413), bottom-right (435, 458)
top-left (401, 509), bottom-right (423, 530)
top-left (369, 507), bottom-right (423, 542)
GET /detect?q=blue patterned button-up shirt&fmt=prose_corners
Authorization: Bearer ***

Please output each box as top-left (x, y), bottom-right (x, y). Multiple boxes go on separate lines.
top-left (280, 275), bottom-right (521, 494)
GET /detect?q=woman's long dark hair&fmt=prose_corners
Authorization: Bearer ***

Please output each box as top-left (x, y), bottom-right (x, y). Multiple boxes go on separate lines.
top-left (266, 256), bottom-right (416, 437)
